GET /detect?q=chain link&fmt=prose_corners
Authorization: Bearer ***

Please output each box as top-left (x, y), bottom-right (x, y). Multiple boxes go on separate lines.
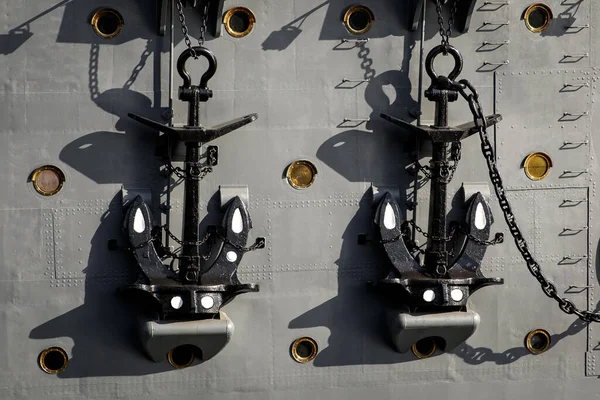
top-left (434, 0), bottom-right (459, 52)
top-left (455, 79), bottom-right (600, 323)
top-left (176, 0), bottom-right (211, 59)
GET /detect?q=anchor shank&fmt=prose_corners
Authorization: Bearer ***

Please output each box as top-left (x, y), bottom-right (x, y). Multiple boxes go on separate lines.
top-left (425, 142), bottom-right (450, 272)
top-left (180, 142), bottom-right (203, 284)
top-left (180, 89), bottom-right (203, 284)
top-left (424, 92), bottom-right (451, 273)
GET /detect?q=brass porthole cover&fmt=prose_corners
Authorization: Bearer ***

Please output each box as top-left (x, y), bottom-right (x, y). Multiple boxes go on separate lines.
top-left (91, 8), bottom-right (124, 39)
top-left (524, 3), bottom-right (553, 33)
top-left (31, 165), bottom-right (66, 196)
top-left (343, 5), bottom-right (375, 35)
top-left (525, 329), bottom-right (551, 354)
top-left (524, 152), bottom-right (552, 181)
top-left (291, 337), bottom-right (318, 363)
top-left (411, 338), bottom-right (437, 359)
top-left (223, 7), bottom-right (256, 38)
top-left (167, 345), bottom-right (195, 369)
top-left (39, 347), bottom-right (69, 374)
top-left (286, 160), bottom-right (317, 189)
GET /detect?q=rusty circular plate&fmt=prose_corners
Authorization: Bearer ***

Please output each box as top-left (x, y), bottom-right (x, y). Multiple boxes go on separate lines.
top-left (31, 165), bottom-right (65, 196)
top-left (524, 152), bottom-right (552, 180)
top-left (39, 347), bottom-right (69, 374)
top-left (286, 160), bottom-right (317, 189)
top-left (291, 337), bottom-right (318, 363)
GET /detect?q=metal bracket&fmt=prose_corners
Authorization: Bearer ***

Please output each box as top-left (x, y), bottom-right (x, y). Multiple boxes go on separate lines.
top-left (387, 311), bottom-right (480, 353)
top-left (141, 311), bottom-right (234, 362)
top-left (121, 186), bottom-right (152, 208)
top-left (220, 185), bottom-right (249, 210)
top-left (409, 0), bottom-right (477, 33)
top-left (371, 183), bottom-right (402, 207)
top-left (158, 0), bottom-right (225, 38)
top-left (461, 182), bottom-right (491, 203)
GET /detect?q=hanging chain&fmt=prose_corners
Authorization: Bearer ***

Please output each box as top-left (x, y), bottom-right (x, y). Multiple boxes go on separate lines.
top-left (454, 78), bottom-right (600, 323)
top-left (176, 0), bottom-right (211, 59)
top-left (434, 0), bottom-right (459, 52)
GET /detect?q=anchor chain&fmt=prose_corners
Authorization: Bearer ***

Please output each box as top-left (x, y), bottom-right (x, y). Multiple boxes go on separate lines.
top-left (166, 146), bottom-right (216, 180)
top-left (434, 0), bottom-right (459, 53)
top-left (176, 0), bottom-right (211, 59)
top-left (454, 79), bottom-right (600, 323)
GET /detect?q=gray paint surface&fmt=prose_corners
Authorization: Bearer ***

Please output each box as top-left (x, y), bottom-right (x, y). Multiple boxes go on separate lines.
top-left (0, 0), bottom-right (599, 398)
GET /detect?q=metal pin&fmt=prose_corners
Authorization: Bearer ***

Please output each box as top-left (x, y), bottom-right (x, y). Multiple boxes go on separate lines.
top-left (562, 199), bottom-right (587, 204)
top-left (341, 78), bottom-right (371, 83)
top-left (564, 53), bottom-right (589, 58)
top-left (565, 24), bottom-right (590, 30)
top-left (482, 40), bottom-right (510, 46)
top-left (483, 60), bottom-right (510, 66)
top-left (483, 1), bottom-right (510, 4)
top-left (562, 256), bottom-right (587, 263)
top-left (567, 285), bottom-right (592, 290)
top-left (563, 226), bottom-right (588, 232)
top-left (563, 140), bottom-right (589, 145)
top-left (563, 169), bottom-right (589, 175)
top-left (483, 21), bottom-right (510, 26)
top-left (341, 38), bottom-right (369, 43)
top-left (343, 118), bottom-right (370, 123)
top-left (563, 83), bottom-right (589, 88)
top-left (563, 111), bottom-right (589, 117)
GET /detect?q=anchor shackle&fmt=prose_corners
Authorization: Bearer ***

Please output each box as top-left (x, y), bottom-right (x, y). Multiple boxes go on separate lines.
top-left (177, 46), bottom-right (218, 90)
top-left (425, 44), bottom-right (464, 87)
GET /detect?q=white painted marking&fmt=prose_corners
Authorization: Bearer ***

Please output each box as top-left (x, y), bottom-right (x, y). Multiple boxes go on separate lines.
top-left (232, 208), bottom-right (243, 233)
top-left (383, 203), bottom-right (396, 229)
top-left (201, 296), bottom-right (214, 309)
top-left (226, 251), bottom-right (238, 262)
top-left (474, 203), bottom-right (487, 230)
top-left (170, 296), bottom-right (183, 309)
top-left (133, 208), bottom-right (145, 233)
top-left (451, 289), bottom-right (464, 302)
top-left (423, 290), bottom-right (435, 302)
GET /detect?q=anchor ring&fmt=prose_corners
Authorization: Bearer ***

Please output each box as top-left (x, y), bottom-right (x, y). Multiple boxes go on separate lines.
top-left (425, 44), bottom-right (463, 83)
top-left (177, 46), bottom-right (218, 89)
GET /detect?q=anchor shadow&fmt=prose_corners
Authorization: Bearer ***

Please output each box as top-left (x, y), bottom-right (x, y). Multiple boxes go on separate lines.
top-left (29, 193), bottom-right (174, 377)
top-left (291, 51), bottom-right (420, 365)
top-left (29, 31), bottom-right (178, 376)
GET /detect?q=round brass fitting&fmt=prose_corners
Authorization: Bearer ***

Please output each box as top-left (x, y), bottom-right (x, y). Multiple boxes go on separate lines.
top-left (291, 337), bottom-right (318, 363)
top-left (31, 165), bottom-right (66, 196)
top-left (343, 5), bottom-right (374, 35)
top-left (167, 345), bottom-right (195, 369)
top-left (286, 160), bottom-right (317, 189)
top-left (412, 337), bottom-right (437, 359)
top-left (39, 347), bottom-right (69, 374)
top-left (523, 152), bottom-right (552, 181)
top-left (91, 8), bottom-right (124, 39)
top-left (525, 329), bottom-right (551, 354)
top-left (524, 3), bottom-right (553, 33)
top-left (223, 7), bottom-right (256, 38)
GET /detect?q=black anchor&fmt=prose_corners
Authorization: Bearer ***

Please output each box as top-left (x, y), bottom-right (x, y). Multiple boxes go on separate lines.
top-left (122, 47), bottom-right (260, 319)
top-left (374, 45), bottom-right (503, 311)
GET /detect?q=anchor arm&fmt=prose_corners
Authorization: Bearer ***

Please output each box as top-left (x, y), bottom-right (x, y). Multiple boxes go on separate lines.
top-left (127, 112), bottom-right (258, 143)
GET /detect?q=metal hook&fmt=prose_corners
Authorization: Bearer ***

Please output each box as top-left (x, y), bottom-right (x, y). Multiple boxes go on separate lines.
top-left (425, 44), bottom-right (464, 84)
top-left (177, 46), bottom-right (218, 89)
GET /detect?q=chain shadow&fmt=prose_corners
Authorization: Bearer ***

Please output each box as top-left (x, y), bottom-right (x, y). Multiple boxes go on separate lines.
top-left (451, 317), bottom-right (590, 365)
